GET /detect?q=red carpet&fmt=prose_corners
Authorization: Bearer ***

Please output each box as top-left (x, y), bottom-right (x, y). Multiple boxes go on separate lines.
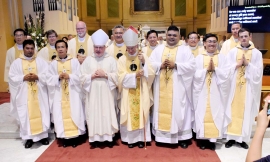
top-left (37, 139), bottom-right (221, 162)
top-left (0, 92), bottom-right (10, 104)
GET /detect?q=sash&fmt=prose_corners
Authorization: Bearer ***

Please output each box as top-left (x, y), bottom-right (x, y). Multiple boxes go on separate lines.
top-left (46, 44), bottom-right (57, 60)
top-left (113, 42), bottom-right (126, 60)
top-left (75, 34), bottom-right (90, 55)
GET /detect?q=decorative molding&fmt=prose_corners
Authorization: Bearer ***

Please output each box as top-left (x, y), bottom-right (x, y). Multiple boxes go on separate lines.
top-left (130, 0), bottom-right (164, 15)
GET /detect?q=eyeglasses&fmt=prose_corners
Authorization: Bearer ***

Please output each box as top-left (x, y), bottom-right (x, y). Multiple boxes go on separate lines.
top-left (167, 34), bottom-right (178, 37)
top-left (239, 35), bottom-right (249, 38)
top-left (114, 32), bottom-right (123, 35)
top-left (205, 40), bottom-right (217, 44)
top-left (94, 46), bottom-right (105, 49)
top-left (15, 34), bottom-right (24, 38)
top-left (189, 37), bottom-right (198, 40)
top-left (48, 36), bottom-right (56, 38)
top-left (76, 28), bottom-right (85, 31)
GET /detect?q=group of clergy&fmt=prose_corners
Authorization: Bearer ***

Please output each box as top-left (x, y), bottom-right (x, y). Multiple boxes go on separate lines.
top-left (6, 21), bottom-right (263, 151)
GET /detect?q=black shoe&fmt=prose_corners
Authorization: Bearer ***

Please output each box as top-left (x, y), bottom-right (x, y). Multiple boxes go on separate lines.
top-left (62, 139), bottom-right (68, 148)
top-left (239, 142), bottom-right (249, 149)
top-left (225, 140), bottom-right (235, 148)
top-left (209, 142), bottom-right (216, 150)
top-left (198, 140), bottom-right (206, 150)
top-left (71, 138), bottom-right (78, 148)
top-left (40, 138), bottom-right (49, 145)
top-left (179, 141), bottom-right (188, 149)
top-left (90, 142), bottom-right (98, 148)
top-left (108, 141), bottom-right (114, 148)
top-left (128, 144), bottom-right (134, 148)
top-left (25, 139), bottom-right (33, 148)
top-left (138, 142), bottom-right (144, 148)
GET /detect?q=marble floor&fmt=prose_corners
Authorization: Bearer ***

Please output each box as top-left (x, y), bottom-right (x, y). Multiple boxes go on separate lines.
top-left (1, 103), bottom-right (269, 162)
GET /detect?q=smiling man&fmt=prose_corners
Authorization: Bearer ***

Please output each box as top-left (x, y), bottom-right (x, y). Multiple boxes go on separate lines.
top-left (224, 28), bottom-right (263, 149)
top-left (142, 30), bottom-right (159, 57)
top-left (187, 31), bottom-right (204, 57)
top-left (80, 29), bottom-right (119, 148)
top-left (47, 40), bottom-right (85, 148)
top-left (9, 39), bottom-right (50, 148)
top-left (68, 21), bottom-right (93, 63)
top-left (37, 30), bottom-right (58, 63)
top-left (4, 28), bottom-right (27, 83)
top-left (149, 25), bottom-right (196, 149)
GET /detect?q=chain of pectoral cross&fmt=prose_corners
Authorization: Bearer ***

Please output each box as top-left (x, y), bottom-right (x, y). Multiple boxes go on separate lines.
top-left (165, 52), bottom-right (171, 86)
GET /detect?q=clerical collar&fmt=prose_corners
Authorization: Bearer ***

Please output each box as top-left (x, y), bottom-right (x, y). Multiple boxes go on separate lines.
top-left (128, 52), bottom-right (137, 57)
top-left (241, 44), bottom-right (251, 49)
top-left (234, 38), bottom-right (239, 42)
top-left (150, 45), bottom-right (157, 50)
top-left (115, 42), bottom-right (124, 47)
top-left (206, 51), bottom-right (215, 56)
top-left (59, 55), bottom-right (68, 61)
top-left (24, 55), bottom-right (34, 60)
top-left (189, 45), bottom-right (198, 50)
top-left (16, 44), bottom-right (23, 50)
top-left (166, 44), bottom-right (178, 49)
top-left (50, 45), bottom-right (55, 49)
top-left (78, 36), bottom-right (85, 42)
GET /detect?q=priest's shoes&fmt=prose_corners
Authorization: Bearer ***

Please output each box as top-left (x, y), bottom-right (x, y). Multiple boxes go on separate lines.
top-left (90, 142), bottom-right (98, 148)
top-left (209, 142), bottom-right (216, 150)
top-left (198, 140), bottom-right (206, 150)
top-left (40, 138), bottom-right (49, 145)
top-left (25, 139), bottom-right (34, 149)
top-left (179, 141), bottom-right (188, 149)
top-left (225, 140), bottom-right (235, 148)
top-left (128, 144), bottom-right (134, 148)
top-left (138, 142), bottom-right (145, 148)
top-left (238, 142), bottom-right (249, 149)
top-left (108, 142), bottom-right (114, 148)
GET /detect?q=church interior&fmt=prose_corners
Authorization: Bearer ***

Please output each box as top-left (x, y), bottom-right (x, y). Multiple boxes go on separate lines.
top-left (0, 0), bottom-right (270, 161)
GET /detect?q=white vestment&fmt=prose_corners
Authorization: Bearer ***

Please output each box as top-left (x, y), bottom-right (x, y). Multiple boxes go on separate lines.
top-left (4, 45), bottom-right (23, 82)
top-left (37, 45), bottom-right (56, 63)
top-left (193, 52), bottom-right (231, 142)
top-left (118, 53), bottom-right (155, 144)
top-left (149, 44), bottom-right (196, 144)
top-left (67, 36), bottom-right (94, 58)
top-left (9, 56), bottom-right (50, 142)
top-left (80, 53), bottom-right (119, 142)
top-left (224, 47), bottom-right (263, 143)
top-left (47, 57), bottom-right (85, 138)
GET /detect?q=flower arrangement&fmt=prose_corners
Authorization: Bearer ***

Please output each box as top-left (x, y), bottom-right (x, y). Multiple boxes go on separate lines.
top-left (24, 12), bottom-right (47, 51)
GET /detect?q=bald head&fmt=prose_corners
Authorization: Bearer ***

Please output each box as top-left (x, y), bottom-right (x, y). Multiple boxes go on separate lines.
top-left (76, 21), bottom-right (87, 38)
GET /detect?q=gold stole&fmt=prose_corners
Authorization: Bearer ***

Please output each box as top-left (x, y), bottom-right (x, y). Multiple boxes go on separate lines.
top-left (14, 44), bottom-right (23, 59)
top-left (126, 53), bottom-right (141, 130)
top-left (75, 34), bottom-right (90, 54)
top-left (113, 42), bottom-right (126, 60)
top-left (22, 57), bottom-right (43, 135)
top-left (57, 57), bottom-right (79, 137)
top-left (46, 44), bottom-right (57, 60)
top-left (227, 45), bottom-right (253, 136)
top-left (158, 46), bottom-right (177, 131)
top-left (229, 36), bottom-right (239, 50)
top-left (191, 47), bottom-right (200, 57)
top-left (202, 51), bottom-right (219, 138)
top-left (146, 45), bottom-right (153, 57)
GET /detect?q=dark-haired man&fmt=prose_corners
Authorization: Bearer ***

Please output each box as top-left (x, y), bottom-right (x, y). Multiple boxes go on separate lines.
top-left (38, 29), bottom-right (58, 63)
top-left (106, 25), bottom-right (126, 60)
top-left (149, 25), bottom-right (195, 148)
top-left (187, 31), bottom-right (204, 57)
top-left (224, 28), bottom-right (263, 149)
top-left (142, 30), bottom-right (159, 57)
top-left (193, 33), bottom-right (231, 150)
top-left (47, 40), bottom-right (86, 148)
top-left (4, 28), bottom-right (27, 83)
top-left (9, 39), bottom-right (50, 148)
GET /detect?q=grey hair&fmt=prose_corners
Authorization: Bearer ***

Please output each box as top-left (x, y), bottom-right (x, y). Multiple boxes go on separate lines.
top-left (112, 25), bottom-right (125, 34)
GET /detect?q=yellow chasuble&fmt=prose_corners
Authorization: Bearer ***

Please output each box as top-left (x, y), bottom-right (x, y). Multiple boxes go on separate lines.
top-left (21, 54), bottom-right (43, 135)
top-left (158, 45), bottom-right (178, 131)
top-left (227, 44), bottom-right (253, 136)
top-left (46, 44), bottom-right (57, 60)
top-left (14, 44), bottom-right (23, 59)
top-left (125, 53), bottom-right (141, 130)
top-left (113, 42), bottom-right (126, 60)
top-left (57, 56), bottom-right (79, 137)
top-left (75, 34), bottom-right (90, 55)
top-left (229, 36), bottom-right (240, 50)
top-left (202, 50), bottom-right (219, 138)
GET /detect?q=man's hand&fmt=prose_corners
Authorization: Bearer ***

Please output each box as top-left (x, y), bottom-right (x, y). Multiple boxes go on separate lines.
top-left (29, 73), bottom-right (39, 81)
top-left (95, 69), bottom-right (106, 78)
top-left (165, 59), bottom-right (175, 69)
top-left (242, 54), bottom-right (249, 66)
top-left (210, 58), bottom-right (215, 71)
top-left (207, 60), bottom-right (212, 72)
top-left (160, 61), bottom-right (167, 69)
top-left (77, 54), bottom-right (86, 64)
top-left (23, 74), bottom-right (31, 81)
top-left (138, 52), bottom-right (145, 64)
top-left (59, 73), bottom-right (69, 80)
top-left (258, 96), bottom-right (270, 131)
top-left (236, 58), bottom-right (244, 69)
top-left (136, 69), bottom-right (144, 78)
